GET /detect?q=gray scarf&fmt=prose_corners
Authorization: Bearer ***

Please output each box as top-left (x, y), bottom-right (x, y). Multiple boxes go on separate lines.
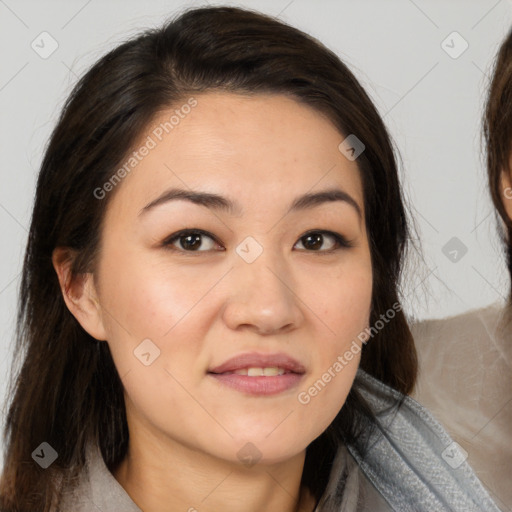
top-left (314, 369), bottom-right (502, 511)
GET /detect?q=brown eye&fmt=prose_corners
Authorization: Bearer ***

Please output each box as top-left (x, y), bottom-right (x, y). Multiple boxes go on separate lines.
top-left (162, 229), bottom-right (352, 255)
top-left (294, 231), bottom-right (352, 252)
top-left (163, 230), bottom-right (222, 252)
top-left (177, 233), bottom-right (203, 251)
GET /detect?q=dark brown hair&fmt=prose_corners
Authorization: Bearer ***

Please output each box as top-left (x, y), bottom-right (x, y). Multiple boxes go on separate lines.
top-left (484, 26), bottom-right (512, 295)
top-left (0, 6), bottom-right (416, 511)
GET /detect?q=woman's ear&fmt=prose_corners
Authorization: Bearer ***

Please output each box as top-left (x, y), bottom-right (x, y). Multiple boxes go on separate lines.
top-left (52, 247), bottom-right (108, 341)
top-left (500, 170), bottom-right (512, 221)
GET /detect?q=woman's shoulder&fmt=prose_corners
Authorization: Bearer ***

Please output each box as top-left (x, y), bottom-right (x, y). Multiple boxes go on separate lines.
top-left (411, 301), bottom-right (511, 395)
top-left (411, 301), bottom-right (508, 345)
top-left (408, 302), bottom-right (512, 510)
top-left (410, 300), bottom-right (511, 412)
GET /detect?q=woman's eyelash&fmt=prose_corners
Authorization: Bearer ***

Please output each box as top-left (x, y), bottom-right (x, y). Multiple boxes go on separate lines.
top-left (296, 230), bottom-right (354, 251)
top-left (161, 229), bottom-right (354, 254)
top-left (162, 229), bottom-right (224, 254)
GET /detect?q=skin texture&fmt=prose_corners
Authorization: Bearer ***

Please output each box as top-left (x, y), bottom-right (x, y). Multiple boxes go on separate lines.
top-left (53, 92), bottom-right (373, 512)
top-left (501, 168), bottom-right (512, 219)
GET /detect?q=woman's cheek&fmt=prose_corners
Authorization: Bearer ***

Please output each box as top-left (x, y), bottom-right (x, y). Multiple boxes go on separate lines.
top-left (103, 263), bottom-right (186, 336)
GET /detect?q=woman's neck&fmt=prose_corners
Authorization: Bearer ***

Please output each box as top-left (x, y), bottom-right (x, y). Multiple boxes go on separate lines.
top-left (112, 431), bottom-right (317, 512)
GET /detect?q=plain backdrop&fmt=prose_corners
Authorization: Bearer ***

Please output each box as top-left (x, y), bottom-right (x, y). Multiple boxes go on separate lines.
top-left (0, 0), bottom-right (511, 461)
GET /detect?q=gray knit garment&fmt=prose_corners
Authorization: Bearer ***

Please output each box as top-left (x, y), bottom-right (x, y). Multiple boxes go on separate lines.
top-left (314, 370), bottom-right (502, 511)
top-left (58, 369), bottom-right (502, 512)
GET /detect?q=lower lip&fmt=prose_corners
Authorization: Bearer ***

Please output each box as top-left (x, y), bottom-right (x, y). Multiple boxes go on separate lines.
top-left (208, 372), bottom-right (304, 395)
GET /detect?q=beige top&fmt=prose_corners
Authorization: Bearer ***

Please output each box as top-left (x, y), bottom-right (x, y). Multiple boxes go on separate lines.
top-left (56, 440), bottom-right (390, 511)
top-left (58, 441), bottom-right (142, 512)
top-left (411, 301), bottom-right (512, 511)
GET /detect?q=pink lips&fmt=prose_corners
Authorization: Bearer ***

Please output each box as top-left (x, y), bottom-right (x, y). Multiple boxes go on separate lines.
top-left (208, 352), bottom-right (306, 396)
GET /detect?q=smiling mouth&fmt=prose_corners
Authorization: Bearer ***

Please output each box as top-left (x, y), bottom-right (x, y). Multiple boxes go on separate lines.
top-left (213, 367), bottom-right (290, 376)
top-left (207, 352), bottom-right (306, 395)
top-left (207, 367), bottom-right (304, 395)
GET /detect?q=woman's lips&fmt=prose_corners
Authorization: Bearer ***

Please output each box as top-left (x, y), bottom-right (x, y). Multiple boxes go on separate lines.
top-left (208, 372), bottom-right (304, 395)
top-left (207, 351), bottom-right (306, 395)
top-left (209, 351), bottom-right (306, 374)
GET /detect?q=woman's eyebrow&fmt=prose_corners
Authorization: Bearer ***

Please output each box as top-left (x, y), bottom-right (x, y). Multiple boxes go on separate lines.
top-left (138, 187), bottom-right (362, 219)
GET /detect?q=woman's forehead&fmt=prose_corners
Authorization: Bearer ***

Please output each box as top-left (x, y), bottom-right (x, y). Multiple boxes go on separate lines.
top-left (103, 91), bottom-right (365, 220)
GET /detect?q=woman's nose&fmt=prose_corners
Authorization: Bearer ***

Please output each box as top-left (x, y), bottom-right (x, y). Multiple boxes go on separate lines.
top-left (221, 239), bottom-right (304, 336)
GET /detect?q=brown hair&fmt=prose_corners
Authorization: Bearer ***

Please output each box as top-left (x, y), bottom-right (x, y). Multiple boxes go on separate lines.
top-left (0, 6), bottom-right (417, 510)
top-left (484, 26), bottom-right (512, 294)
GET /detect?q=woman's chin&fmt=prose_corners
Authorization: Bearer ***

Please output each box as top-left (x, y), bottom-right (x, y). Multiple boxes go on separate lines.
top-left (198, 435), bottom-right (307, 467)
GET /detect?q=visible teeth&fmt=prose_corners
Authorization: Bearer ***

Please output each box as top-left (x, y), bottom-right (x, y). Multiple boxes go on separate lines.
top-left (263, 367), bottom-right (284, 376)
top-left (234, 367), bottom-right (286, 376)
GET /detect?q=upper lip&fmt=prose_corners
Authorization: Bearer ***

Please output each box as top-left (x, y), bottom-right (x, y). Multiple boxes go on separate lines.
top-left (208, 352), bottom-right (306, 374)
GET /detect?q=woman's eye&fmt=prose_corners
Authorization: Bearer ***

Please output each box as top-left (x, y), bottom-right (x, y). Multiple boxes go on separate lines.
top-left (294, 231), bottom-right (353, 252)
top-left (163, 230), bottom-right (223, 253)
top-left (162, 229), bottom-right (352, 254)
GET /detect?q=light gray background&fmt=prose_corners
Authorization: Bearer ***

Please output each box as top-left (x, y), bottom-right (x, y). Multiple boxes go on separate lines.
top-left (1, 0), bottom-right (511, 460)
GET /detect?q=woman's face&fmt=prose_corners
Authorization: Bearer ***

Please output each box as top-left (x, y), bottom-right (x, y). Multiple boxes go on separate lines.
top-left (89, 92), bottom-right (372, 464)
top-left (502, 163), bottom-right (512, 221)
